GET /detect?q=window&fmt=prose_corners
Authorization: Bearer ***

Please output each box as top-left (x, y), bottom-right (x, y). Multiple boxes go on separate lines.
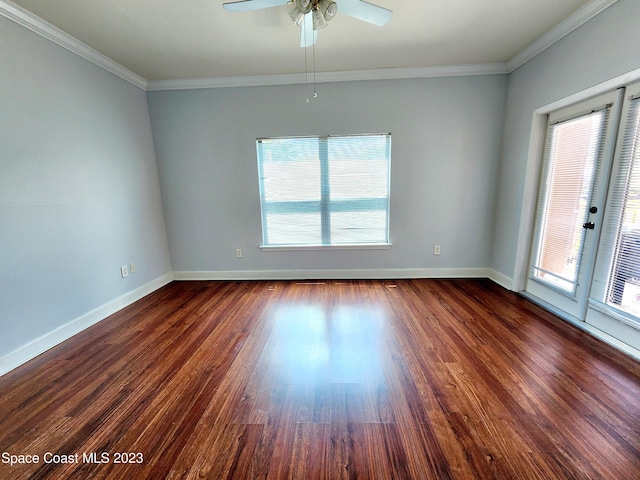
top-left (256, 134), bottom-right (391, 247)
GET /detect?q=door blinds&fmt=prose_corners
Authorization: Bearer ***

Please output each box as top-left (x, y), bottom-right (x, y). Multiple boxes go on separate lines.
top-left (530, 107), bottom-right (610, 295)
top-left (592, 94), bottom-right (640, 320)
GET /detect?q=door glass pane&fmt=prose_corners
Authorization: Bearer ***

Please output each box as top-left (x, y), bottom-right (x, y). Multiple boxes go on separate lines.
top-left (531, 110), bottom-right (608, 294)
top-left (605, 97), bottom-right (640, 317)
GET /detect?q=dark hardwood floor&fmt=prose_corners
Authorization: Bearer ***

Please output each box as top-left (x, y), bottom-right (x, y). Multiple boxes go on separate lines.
top-left (0, 279), bottom-right (639, 479)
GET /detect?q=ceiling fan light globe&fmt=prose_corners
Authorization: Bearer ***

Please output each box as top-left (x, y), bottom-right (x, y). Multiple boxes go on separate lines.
top-left (295, 0), bottom-right (312, 14)
top-left (312, 8), bottom-right (327, 30)
top-left (318, 0), bottom-right (337, 21)
top-left (289, 6), bottom-right (305, 26)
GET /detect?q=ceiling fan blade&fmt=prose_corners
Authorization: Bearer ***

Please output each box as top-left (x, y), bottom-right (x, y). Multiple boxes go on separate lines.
top-left (300, 13), bottom-right (318, 48)
top-left (337, 0), bottom-right (392, 26)
top-left (223, 0), bottom-right (289, 12)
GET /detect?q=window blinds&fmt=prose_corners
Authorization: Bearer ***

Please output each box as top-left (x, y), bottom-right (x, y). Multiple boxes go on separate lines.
top-left (257, 134), bottom-right (391, 246)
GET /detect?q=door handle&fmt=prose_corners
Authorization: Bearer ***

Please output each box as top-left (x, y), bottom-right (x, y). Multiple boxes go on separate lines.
top-left (583, 222), bottom-right (595, 229)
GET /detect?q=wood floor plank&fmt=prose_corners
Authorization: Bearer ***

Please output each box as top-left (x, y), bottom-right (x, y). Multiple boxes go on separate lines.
top-left (1, 279), bottom-right (639, 479)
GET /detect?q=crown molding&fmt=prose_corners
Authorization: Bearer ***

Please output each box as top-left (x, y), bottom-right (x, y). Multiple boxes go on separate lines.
top-left (0, 0), bottom-right (147, 90)
top-left (1, 0), bottom-right (619, 91)
top-left (146, 63), bottom-right (508, 91)
top-left (145, 0), bottom-right (620, 90)
top-left (506, 0), bottom-right (619, 72)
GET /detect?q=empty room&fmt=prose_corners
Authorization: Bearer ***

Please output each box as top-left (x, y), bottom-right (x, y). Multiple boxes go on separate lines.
top-left (1, 0), bottom-right (639, 478)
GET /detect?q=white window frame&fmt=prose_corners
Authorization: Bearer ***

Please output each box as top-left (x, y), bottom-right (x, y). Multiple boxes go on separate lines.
top-left (256, 133), bottom-right (392, 251)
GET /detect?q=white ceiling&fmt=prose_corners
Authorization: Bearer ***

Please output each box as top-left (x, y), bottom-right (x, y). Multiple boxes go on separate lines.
top-left (5, 0), bottom-right (604, 83)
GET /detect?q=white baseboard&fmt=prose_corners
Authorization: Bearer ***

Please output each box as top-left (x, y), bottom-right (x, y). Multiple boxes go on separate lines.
top-left (521, 291), bottom-right (640, 363)
top-left (0, 272), bottom-right (173, 377)
top-left (488, 269), bottom-right (514, 290)
top-left (0, 268), bottom-right (512, 377)
top-left (172, 267), bottom-right (493, 281)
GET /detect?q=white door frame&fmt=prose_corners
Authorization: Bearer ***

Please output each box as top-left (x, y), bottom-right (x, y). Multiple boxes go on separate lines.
top-left (512, 68), bottom-right (640, 293)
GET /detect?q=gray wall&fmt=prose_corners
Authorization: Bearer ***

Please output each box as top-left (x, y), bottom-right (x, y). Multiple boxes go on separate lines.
top-left (0, 18), bottom-right (172, 357)
top-left (492, 0), bottom-right (640, 282)
top-left (147, 75), bottom-right (507, 274)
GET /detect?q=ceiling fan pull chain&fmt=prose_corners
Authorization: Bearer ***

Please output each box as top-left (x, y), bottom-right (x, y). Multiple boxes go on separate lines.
top-left (304, 17), bottom-right (309, 103)
top-left (313, 40), bottom-right (317, 98)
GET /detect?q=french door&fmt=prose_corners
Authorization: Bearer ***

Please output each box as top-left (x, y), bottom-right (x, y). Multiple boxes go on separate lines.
top-left (589, 82), bottom-right (640, 325)
top-left (525, 91), bottom-right (621, 320)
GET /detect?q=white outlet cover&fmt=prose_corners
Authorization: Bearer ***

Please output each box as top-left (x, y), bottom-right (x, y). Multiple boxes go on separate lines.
top-left (121, 265), bottom-right (129, 278)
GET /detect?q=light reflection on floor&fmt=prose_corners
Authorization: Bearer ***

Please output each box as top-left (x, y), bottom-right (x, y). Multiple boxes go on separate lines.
top-left (235, 299), bottom-right (394, 424)
top-left (267, 303), bottom-right (386, 386)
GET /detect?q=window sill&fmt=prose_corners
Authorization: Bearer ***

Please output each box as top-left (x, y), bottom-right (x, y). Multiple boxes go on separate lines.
top-left (260, 243), bottom-right (392, 252)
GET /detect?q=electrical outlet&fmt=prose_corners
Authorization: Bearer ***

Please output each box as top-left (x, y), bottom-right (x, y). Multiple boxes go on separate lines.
top-left (433, 245), bottom-right (441, 255)
top-left (130, 263), bottom-right (136, 273)
top-left (236, 248), bottom-right (243, 258)
top-left (120, 265), bottom-right (129, 278)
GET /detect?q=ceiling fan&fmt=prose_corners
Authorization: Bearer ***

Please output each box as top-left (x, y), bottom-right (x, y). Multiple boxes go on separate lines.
top-left (222, 0), bottom-right (393, 47)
